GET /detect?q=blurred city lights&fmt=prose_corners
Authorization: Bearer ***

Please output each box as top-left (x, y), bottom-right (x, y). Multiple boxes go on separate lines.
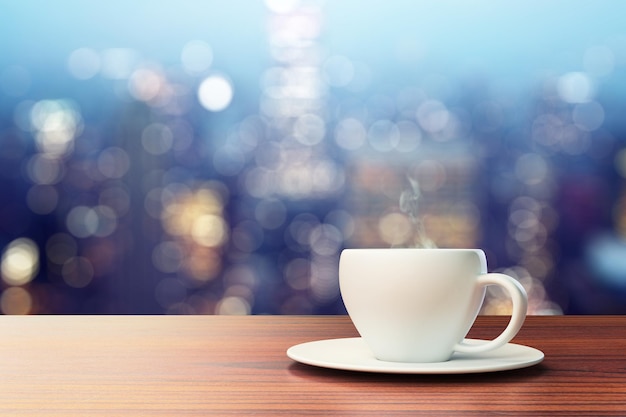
top-left (1, 238), bottom-right (39, 286)
top-left (100, 48), bottom-right (138, 80)
top-left (334, 118), bottom-right (367, 150)
top-left (129, 68), bottom-right (165, 103)
top-left (181, 40), bottom-right (213, 75)
top-left (141, 123), bottom-right (174, 155)
top-left (62, 256), bottom-right (94, 288)
top-left (198, 75), bottom-right (234, 112)
top-left (30, 99), bottom-right (82, 157)
top-left (217, 295), bottom-right (251, 315)
top-left (67, 48), bottom-right (101, 80)
top-left (1, 0), bottom-right (626, 315)
top-left (557, 72), bottom-right (595, 104)
top-left (0, 287), bottom-right (32, 315)
top-left (265, 0), bottom-right (301, 14)
top-left (26, 185), bottom-right (59, 214)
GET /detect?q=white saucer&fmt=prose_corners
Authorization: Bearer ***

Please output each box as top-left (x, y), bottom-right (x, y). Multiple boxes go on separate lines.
top-left (287, 338), bottom-right (544, 374)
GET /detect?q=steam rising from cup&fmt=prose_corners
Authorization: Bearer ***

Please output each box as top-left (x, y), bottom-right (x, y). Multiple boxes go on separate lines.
top-left (398, 175), bottom-right (437, 248)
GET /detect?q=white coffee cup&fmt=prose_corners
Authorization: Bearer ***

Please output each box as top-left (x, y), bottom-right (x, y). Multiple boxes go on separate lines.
top-left (339, 248), bottom-right (527, 363)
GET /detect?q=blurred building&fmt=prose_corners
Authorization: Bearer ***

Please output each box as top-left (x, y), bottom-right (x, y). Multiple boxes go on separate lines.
top-left (1, 0), bottom-right (626, 314)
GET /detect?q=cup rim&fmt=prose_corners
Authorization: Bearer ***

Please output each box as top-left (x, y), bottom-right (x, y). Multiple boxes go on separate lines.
top-left (341, 248), bottom-right (484, 252)
top-left (340, 248), bottom-right (489, 272)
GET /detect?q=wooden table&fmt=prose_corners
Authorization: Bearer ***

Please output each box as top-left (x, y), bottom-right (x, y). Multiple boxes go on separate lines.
top-left (0, 315), bottom-right (625, 416)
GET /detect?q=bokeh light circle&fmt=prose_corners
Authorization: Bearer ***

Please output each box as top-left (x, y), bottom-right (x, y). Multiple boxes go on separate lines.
top-left (198, 74), bottom-right (233, 112)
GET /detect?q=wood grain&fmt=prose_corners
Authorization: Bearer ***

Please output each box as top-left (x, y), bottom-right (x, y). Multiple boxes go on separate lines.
top-left (0, 315), bottom-right (624, 416)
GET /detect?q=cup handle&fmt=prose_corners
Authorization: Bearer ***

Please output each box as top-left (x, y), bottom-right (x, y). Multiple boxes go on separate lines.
top-left (453, 273), bottom-right (528, 354)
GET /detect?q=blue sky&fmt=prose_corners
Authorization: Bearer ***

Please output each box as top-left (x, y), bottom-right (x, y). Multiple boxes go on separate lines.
top-left (1, 0), bottom-right (626, 91)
